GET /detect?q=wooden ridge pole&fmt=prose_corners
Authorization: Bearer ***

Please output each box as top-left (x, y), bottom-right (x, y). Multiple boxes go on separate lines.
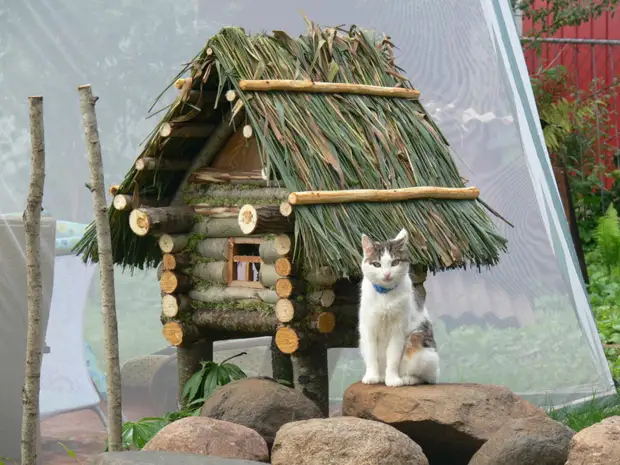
top-left (78, 84), bottom-right (122, 451)
top-left (239, 79), bottom-right (421, 100)
top-left (288, 186), bottom-right (481, 206)
top-left (20, 95), bottom-right (46, 465)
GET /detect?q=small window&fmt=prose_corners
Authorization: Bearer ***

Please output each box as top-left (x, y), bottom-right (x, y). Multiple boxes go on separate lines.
top-left (227, 238), bottom-right (264, 288)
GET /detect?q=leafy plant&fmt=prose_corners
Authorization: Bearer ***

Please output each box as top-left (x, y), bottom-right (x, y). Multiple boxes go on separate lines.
top-left (593, 204), bottom-right (620, 275)
top-left (548, 393), bottom-right (620, 431)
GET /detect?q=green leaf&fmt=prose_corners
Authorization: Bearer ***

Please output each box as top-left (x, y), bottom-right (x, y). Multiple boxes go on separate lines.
top-left (57, 442), bottom-right (77, 458)
top-left (327, 61), bottom-right (339, 82)
top-left (202, 366), bottom-right (219, 398)
top-left (222, 363), bottom-right (247, 380)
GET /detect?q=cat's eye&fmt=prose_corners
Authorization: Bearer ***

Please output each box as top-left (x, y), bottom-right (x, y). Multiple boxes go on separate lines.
top-left (392, 260), bottom-right (400, 266)
top-left (371, 262), bottom-right (381, 268)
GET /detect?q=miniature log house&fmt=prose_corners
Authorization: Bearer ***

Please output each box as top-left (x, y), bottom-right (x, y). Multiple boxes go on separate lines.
top-left (76, 22), bottom-right (507, 415)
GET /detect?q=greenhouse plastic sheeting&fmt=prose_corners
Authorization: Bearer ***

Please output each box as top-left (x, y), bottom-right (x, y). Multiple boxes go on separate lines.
top-left (0, 1), bottom-right (615, 458)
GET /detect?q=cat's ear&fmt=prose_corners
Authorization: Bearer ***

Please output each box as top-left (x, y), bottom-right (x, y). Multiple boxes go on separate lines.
top-left (361, 234), bottom-right (374, 257)
top-left (393, 228), bottom-right (408, 243)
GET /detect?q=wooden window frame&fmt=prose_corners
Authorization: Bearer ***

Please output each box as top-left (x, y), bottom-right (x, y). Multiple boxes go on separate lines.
top-left (227, 237), bottom-right (265, 289)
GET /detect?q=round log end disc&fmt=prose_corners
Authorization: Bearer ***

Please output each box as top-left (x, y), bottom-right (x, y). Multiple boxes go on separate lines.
top-left (225, 90), bottom-right (237, 102)
top-left (160, 271), bottom-right (179, 294)
top-left (109, 184), bottom-right (120, 196)
top-left (279, 202), bottom-right (293, 217)
top-left (158, 234), bottom-right (175, 253)
top-left (316, 312), bottom-right (336, 333)
top-left (274, 235), bottom-right (292, 255)
top-left (242, 124), bottom-right (253, 139)
top-left (319, 289), bottom-right (336, 308)
top-left (287, 192), bottom-right (298, 205)
top-left (275, 327), bottom-right (299, 354)
top-left (274, 257), bottom-right (292, 276)
top-left (129, 209), bottom-right (151, 236)
top-left (275, 278), bottom-right (294, 298)
top-left (162, 321), bottom-right (183, 346)
top-left (159, 122), bottom-right (173, 138)
top-left (275, 299), bottom-right (295, 323)
top-left (238, 204), bottom-right (258, 235)
top-left (162, 294), bottom-right (179, 318)
top-left (162, 253), bottom-right (177, 271)
top-left (113, 194), bottom-right (131, 211)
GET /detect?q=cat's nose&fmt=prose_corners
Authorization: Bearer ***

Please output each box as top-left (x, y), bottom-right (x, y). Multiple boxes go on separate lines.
top-left (384, 272), bottom-right (391, 280)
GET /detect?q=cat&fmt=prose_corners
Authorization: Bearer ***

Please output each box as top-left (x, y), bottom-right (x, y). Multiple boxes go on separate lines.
top-left (358, 229), bottom-right (440, 387)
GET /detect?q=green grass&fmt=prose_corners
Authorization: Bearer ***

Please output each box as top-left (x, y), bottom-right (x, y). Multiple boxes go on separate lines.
top-left (548, 393), bottom-right (620, 431)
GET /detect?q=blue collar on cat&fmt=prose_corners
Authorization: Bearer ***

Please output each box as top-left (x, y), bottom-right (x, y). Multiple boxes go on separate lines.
top-left (373, 283), bottom-right (394, 294)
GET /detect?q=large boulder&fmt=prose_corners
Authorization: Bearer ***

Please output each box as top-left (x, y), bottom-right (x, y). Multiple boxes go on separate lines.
top-left (142, 416), bottom-right (269, 462)
top-left (565, 416), bottom-right (620, 465)
top-left (200, 377), bottom-right (323, 448)
top-left (342, 382), bottom-right (547, 464)
top-left (468, 415), bottom-right (574, 465)
top-left (271, 416), bottom-right (428, 465)
top-left (87, 451), bottom-right (265, 464)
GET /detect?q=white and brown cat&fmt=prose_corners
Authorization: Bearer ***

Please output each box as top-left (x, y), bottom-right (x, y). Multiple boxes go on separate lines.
top-left (358, 229), bottom-right (440, 387)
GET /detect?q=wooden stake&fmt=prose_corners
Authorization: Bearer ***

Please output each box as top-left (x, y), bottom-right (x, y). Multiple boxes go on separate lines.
top-left (159, 234), bottom-right (189, 253)
top-left (162, 294), bottom-right (191, 318)
top-left (159, 122), bottom-right (214, 138)
top-left (135, 157), bottom-right (192, 172)
top-left (239, 79), bottom-right (421, 100)
top-left (288, 186), bottom-right (480, 205)
top-left (77, 84), bottom-right (122, 451)
top-left (159, 271), bottom-right (192, 294)
top-left (128, 206), bottom-right (195, 237)
top-left (21, 96), bottom-right (45, 465)
top-left (238, 204), bottom-right (294, 235)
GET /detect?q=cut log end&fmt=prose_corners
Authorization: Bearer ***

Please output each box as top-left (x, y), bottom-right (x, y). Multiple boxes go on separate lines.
top-left (129, 209), bottom-right (151, 236)
top-left (275, 278), bottom-right (294, 298)
top-left (162, 321), bottom-right (184, 346)
top-left (109, 184), bottom-right (120, 196)
top-left (159, 234), bottom-right (189, 254)
top-left (238, 204), bottom-right (293, 235)
top-left (309, 289), bottom-right (336, 308)
top-left (279, 202), bottom-right (293, 217)
top-left (162, 253), bottom-right (189, 271)
top-left (238, 204), bottom-right (259, 235)
top-left (275, 299), bottom-right (296, 323)
top-left (316, 312), bottom-right (336, 333)
top-left (274, 234), bottom-right (292, 255)
top-left (162, 294), bottom-right (190, 318)
top-left (242, 125), bottom-right (253, 139)
top-left (160, 271), bottom-right (192, 294)
top-left (113, 194), bottom-right (132, 211)
top-left (275, 327), bottom-right (300, 354)
top-left (274, 257), bottom-right (293, 276)
top-left (225, 90), bottom-right (237, 102)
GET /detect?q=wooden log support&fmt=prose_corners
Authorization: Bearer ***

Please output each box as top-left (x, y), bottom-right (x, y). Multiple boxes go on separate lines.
top-left (162, 321), bottom-right (201, 347)
top-left (275, 278), bottom-right (305, 298)
top-left (159, 122), bottom-right (214, 138)
top-left (112, 194), bottom-right (134, 211)
top-left (304, 267), bottom-right (337, 289)
top-left (129, 206), bottom-right (195, 237)
top-left (307, 289), bottom-right (336, 308)
top-left (189, 286), bottom-right (278, 304)
top-left (279, 201), bottom-right (294, 218)
top-left (288, 186), bottom-right (480, 206)
top-left (274, 257), bottom-right (293, 276)
top-left (160, 271), bottom-right (192, 294)
top-left (291, 343), bottom-right (329, 417)
top-left (259, 235), bottom-right (292, 264)
top-left (275, 327), bottom-right (302, 355)
top-left (135, 157), bottom-right (192, 172)
top-left (192, 262), bottom-right (228, 284)
top-left (113, 194), bottom-right (169, 211)
top-left (193, 217), bottom-right (245, 237)
top-left (275, 299), bottom-right (308, 323)
top-left (192, 308), bottom-right (277, 334)
top-left (195, 238), bottom-right (230, 260)
top-left (190, 168), bottom-right (266, 185)
top-left (176, 338), bottom-right (213, 408)
top-left (159, 234), bottom-right (189, 254)
top-left (162, 253), bottom-right (190, 271)
top-left (193, 186), bottom-right (289, 201)
top-left (162, 294), bottom-right (191, 318)
top-left (270, 338), bottom-right (293, 387)
top-left (259, 264), bottom-right (284, 288)
top-left (192, 206), bottom-right (240, 218)
top-left (238, 205), bottom-right (294, 235)
top-left (239, 79), bottom-right (421, 101)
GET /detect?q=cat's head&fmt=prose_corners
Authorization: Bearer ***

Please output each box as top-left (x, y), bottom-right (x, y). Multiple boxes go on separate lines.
top-left (360, 229), bottom-right (410, 288)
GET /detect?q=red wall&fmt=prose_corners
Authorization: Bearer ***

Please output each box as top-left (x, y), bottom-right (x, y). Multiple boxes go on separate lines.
top-left (522, 5), bottom-right (620, 189)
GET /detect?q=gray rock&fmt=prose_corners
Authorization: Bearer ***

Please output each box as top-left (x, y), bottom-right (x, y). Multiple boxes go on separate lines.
top-left (468, 415), bottom-right (574, 465)
top-left (200, 377), bottom-right (323, 448)
top-left (87, 451), bottom-right (265, 464)
top-left (271, 416), bottom-right (429, 465)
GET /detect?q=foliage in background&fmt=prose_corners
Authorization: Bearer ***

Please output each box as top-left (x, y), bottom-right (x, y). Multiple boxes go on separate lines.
top-left (112, 353), bottom-right (247, 451)
top-left (516, 0), bottom-right (619, 45)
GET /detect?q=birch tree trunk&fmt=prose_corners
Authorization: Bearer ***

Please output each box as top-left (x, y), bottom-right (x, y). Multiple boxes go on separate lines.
top-left (20, 95), bottom-right (46, 465)
top-left (77, 84), bottom-right (123, 450)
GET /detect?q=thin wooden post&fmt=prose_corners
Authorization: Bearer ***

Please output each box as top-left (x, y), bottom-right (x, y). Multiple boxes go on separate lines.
top-left (270, 337), bottom-right (294, 386)
top-left (77, 84), bottom-right (123, 450)
top-left (291, 342), bottom-right (329, 416)
top-left (20, 95), bottom-right (46, 465)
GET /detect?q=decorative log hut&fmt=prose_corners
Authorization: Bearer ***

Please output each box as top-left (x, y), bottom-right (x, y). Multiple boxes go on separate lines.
top-left (75, 21), bottom-right (508, 415)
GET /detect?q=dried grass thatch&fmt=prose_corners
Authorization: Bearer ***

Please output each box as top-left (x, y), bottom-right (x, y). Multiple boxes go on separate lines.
top-left (75, 17), bottom-right (507, 276)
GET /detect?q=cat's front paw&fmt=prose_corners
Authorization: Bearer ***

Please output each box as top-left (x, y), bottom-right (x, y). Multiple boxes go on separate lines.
top-left (402, 375), bottom-right (422, 386)
top-left (385, 375), bottom-right (404, 387)
top-left (362, 373), bottom-right (382, 384)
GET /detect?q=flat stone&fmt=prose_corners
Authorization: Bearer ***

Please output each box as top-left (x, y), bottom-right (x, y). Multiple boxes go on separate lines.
top-left (87, 451), bottom-right (265, 464)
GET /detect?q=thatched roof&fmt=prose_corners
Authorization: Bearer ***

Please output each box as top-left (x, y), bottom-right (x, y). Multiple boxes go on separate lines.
top-left (75, 19), bottom-right (507, 276)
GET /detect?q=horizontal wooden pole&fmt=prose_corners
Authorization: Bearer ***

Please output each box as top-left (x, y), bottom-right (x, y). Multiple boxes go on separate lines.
top-left (189, 168), bottom-right (266, 185)
top-left (159, 122), bottom-right (214, 138)
top-left (288, 186), bottom-right (480, 205)
top-left (238, 79), bottom-right (421, 100)
top-left (135, 157), bottom-right (192, 172)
